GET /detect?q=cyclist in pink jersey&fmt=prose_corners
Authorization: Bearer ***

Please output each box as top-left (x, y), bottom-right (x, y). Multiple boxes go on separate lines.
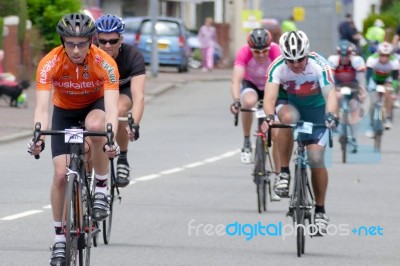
top-left (230, 28), bottom-right (285, 200)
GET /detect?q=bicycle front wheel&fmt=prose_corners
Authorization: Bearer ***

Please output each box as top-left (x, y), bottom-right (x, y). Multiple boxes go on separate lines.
top-left (254, 137), bottom-right (267, 213)
top-left (64, 175), bottom-right (80, 265)
top-left (293, 164), bottom-right (307, 257)
top-left (103, 160), bottom-right (116, 244)
top-left (372, 106), bottom-right (384, 152)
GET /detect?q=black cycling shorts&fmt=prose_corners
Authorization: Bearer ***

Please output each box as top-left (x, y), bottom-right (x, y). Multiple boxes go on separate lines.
top-left (295, 105), bottom-right (329, 146)
top-left (120, 86), bottom-right (132, 100)
top-left (50, 98), bottom-right (105, 158)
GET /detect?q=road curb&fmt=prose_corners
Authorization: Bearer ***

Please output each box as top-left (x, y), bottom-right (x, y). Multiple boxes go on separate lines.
top-left (0, 76), bottom-right (230, 145)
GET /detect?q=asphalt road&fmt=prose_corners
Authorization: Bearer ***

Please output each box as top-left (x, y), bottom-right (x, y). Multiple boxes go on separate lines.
top-left (0, 79), bottom-right (399, 265)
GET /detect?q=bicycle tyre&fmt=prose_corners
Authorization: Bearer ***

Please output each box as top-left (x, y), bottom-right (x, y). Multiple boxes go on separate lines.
top-left (103, 160), bottom-right (116, 244)
top-left (65, 175), bottom-right (79, 265)
top-left (372, 106), bottom-right (384, 152)
top-left (82, 180), bottom-right (93, 265)
top-left (294, 163), bottom-right (306, 257)
top-left (254, 136), bottom-right (267, 213)
top-left (340, 124), bottom-right (348, 163)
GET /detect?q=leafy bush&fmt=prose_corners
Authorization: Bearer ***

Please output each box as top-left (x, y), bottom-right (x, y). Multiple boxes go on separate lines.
top-left (27, 0), bottom-right (82, 52)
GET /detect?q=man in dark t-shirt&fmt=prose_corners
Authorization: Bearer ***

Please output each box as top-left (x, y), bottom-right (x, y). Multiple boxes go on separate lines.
top-left (96, 14), bottom-right (146, 187)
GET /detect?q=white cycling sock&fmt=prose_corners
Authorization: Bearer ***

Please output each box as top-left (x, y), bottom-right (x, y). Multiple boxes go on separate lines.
top-left (95, 173), bottom-right (108, 194)
top-left (54, 221), bottom-right (66, 243)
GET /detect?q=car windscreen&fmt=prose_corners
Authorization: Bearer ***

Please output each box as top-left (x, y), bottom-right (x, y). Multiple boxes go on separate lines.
top-left (140, 20), bottom-right (180, 36)
top-left (125, 19), bottom-right (141, 33)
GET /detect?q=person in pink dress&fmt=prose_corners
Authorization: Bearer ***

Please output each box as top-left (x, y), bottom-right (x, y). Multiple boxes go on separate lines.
top-left (197, 17), bottom-right (218, 72)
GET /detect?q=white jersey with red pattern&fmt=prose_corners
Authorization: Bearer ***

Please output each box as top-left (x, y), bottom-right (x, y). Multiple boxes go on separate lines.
top-left (327, 54), bottom-right (366, 85)
top-left (266, 52), bottom-right (335, 108)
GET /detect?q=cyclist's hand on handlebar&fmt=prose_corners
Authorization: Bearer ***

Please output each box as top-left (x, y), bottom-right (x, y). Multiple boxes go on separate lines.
top-left (324, 112), bottom-right (339, 130)
top-left (27, 139), bottom-right (45, 156)
top-left (126, 124), bottom-right (140, 141)
top-left (230, 99), bottom-right (241, 114)
top-left (260, 114), bottom-right (275, 133)
top-left (104, 142), bottom-right (120, 159)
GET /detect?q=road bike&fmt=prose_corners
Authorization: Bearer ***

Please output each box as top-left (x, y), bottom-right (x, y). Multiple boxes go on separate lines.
top-left (33, 122), bottom-right (114, 265)
top-left (101, 112), bottom-right (134, 244)
top-left (268, 121), bottom-right (332, 257)
top-left (235, 101), bottom-right (278, 213)
top-left (371, 84), bottom-right (388, 152)
top-left (337, 85), bottom-right (359, 163)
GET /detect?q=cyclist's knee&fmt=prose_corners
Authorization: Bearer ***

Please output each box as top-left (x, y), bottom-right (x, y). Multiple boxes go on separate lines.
top-left (241, 94), bottom-right (257, 108)
top-left (278, 105), bottom-right (299, 123)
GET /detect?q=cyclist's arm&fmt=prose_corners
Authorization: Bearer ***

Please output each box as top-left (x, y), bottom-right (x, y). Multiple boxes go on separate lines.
top-left (231, 65), bottom-right (245, 100)
top-left (33, 90), bottom-right (51, 133)
top-left (104, 89), bottom-right (120, 138)
top-left (391, 69), bottom-right (399, 89)
top-left (324, 85), bottom-right (339, 116)
top-left (366, 67), bottom-right (373, 86)
top-left (130, 74), bottom-right (146, 124)
top-left (263, 82), bottom-right (279, 116)
top-left (356, 71), bottom-right (366, 89)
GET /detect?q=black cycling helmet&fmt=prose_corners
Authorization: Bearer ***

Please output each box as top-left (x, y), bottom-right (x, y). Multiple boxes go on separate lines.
top-left (337, 40), bottom-right (355, 56)
top-left (56, 13), bottom-right (96, 38)
top-left (95, 14), bottom-right (125, 33)
top-left (247, 28), bottom-right (272, 50)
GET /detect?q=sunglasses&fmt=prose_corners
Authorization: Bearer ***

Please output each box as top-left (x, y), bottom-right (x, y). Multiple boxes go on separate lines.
top-left (98, 38), bottom-right (120, 45)
top-left (251, 48), bottom-right (269, 55)
top-left (286, 56), bottom-right (307, 64)
top-left (64, 40), bottom-right (90, 49)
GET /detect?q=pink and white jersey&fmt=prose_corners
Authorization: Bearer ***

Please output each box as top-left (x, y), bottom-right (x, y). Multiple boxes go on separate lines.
top-left (234, 43), bottom-right (281, 90)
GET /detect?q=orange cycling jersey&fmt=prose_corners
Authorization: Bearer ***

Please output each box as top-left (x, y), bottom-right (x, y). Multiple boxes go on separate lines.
top-left (36, 45), bottom-right (119, 109)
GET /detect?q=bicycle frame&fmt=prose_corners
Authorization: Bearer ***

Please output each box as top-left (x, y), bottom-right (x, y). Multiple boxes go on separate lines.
top-left (33, 122), bottom-right (114, 265)
top-left (372, 85), bottom-right (386, 152)
top-left (338, 85), bottom-right (358, 162)
top-left (240, 100), bottom-right (277, 213)
top-left (268, 121), bottom-right (332, 257)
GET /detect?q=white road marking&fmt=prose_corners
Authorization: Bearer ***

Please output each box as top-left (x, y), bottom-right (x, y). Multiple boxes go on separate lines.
top-left (1, 210), bottom-right (43, 221)
top-left (0, 149), bottom-right (240, 221)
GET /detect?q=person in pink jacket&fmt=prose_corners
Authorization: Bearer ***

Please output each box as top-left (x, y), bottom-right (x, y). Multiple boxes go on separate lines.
top-left (197, 17), bottom-right (218, 72)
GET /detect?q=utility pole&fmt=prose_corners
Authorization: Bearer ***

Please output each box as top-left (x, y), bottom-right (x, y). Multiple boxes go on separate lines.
top-left (151, 0), bottom-right (159, 77)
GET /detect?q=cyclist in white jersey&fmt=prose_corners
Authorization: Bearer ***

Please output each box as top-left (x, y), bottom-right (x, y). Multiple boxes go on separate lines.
top-left (365, 42), bottom-right (399, 133)
top-left (262, 31), bottom-right (338, 235)
top-left (327, 40), bottom-right (368, 152)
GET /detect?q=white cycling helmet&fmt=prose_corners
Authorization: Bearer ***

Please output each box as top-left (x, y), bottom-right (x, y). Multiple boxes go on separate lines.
top-left (377, 42), bottom-right (393, 55)
top-left (279, 30), bottom-right (310, 60)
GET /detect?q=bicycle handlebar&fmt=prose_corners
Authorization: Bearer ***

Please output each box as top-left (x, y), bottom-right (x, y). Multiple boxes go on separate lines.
top-left (267, 122), bottom-right (333, 149)
top-left (32, 122), bottom-right (114, 160)
top-left (118, 112), bottom-right (135, 130)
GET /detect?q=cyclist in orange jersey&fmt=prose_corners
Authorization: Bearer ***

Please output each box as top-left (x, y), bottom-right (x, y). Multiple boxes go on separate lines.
top-left (27, 13), bottom-right (120, 266)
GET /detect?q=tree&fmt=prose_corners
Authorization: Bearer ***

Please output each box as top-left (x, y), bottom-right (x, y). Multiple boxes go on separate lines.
top-left (27, 0), bottom-right (82, 52)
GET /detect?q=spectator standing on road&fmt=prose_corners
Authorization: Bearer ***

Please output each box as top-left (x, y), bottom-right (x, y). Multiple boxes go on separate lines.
top-left (197, 17), bottom-right (218, 72)
top-left (95, 14), bottom-right (146, 187)
top-left (338, 13), bottom-right (363, 54)
top-left (281, 16), bottom-right (297, 33)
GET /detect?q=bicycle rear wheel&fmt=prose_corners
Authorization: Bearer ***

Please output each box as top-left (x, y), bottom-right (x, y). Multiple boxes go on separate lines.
top-left (103, 160), bottom-right (116, 244)
top-left (64, 175), bottom-right (80, 265)
top-left (254, 137), bottom-right (267, 213)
